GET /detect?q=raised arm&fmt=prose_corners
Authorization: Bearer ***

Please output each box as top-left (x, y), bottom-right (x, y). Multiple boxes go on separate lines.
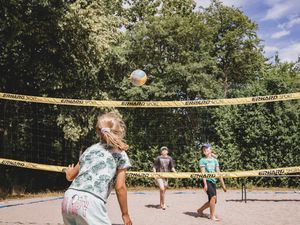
top-left (65, 162), bottom-right (80, 181)
top-left (211, 152), bottom-right (218, 158)
top-left (115, 169), bottom-right (132, 225)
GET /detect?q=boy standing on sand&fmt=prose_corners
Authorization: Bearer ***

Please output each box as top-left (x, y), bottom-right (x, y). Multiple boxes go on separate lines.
top-left (197, 144), bottom-right (226, 221)
top-left (153, 146), bottom-right (176, 210)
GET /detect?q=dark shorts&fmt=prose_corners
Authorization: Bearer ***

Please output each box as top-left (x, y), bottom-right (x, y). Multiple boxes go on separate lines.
top-left (202, 180), bottom-right (217, 202)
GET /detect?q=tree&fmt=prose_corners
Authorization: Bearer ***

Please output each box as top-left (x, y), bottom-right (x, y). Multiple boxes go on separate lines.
top-left (203, 0), bottom-right (266, 96)
top-left (212, 65), bottom-right (300, 187)
top-left (0, 0), bottom-right (125, 196)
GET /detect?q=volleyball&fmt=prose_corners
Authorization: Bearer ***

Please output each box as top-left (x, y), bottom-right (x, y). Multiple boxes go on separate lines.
top-left (129, 69), bottom-right (147, 86)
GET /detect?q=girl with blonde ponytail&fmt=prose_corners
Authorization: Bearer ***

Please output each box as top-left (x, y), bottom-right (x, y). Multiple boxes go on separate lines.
top-left (96, 112), bottom-right (129, 151)
top-left (62, 112), bottom-right (132, 225)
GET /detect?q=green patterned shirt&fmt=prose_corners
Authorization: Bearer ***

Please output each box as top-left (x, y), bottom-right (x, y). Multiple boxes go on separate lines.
top-left (69, 143), bottom-right (131, 203)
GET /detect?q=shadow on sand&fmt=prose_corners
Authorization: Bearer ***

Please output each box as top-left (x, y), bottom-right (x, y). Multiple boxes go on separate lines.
top-left (145, 204), bottom-right (161, 209)
top-left (183, 212), bottom-right (209, 219)
top-left (226, 199), bottom-right (300, 202)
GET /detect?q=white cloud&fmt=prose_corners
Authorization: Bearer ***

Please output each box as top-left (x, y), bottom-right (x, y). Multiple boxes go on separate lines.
top-left (265, 4), bottom-right (291, 20)
top-left (195, 0), bottom-right (211, 8)
top-left (271, 30), bottom-right (290, 39)
top-left (264, 0), bottom-right (300, 20)
top-left (286, 16), bottom-right (300, 28)
top-left (279, 42), bottom-right (300, 62)
top-left (195, 0), bottom-right (246, 9)
top-left (278, 16), bottom-right (300, 30)
top-left (265, 0), bottom-right (286, 6)
top-left (196, 0), bottom-right (300, 20)
top-left (218, 0), bottom-right (245, 7)
top-left (264, 45), bottom-right (279, 54)
top-left (264, 43), bottom-right (300, 62)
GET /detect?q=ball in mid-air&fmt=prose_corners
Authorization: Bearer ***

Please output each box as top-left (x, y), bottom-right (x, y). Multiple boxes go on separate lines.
top-left (129, 69), bottom-right (147, 86)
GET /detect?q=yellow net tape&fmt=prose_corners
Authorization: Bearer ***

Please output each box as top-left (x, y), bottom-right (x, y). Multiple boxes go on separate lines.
top-left (1, 92), bottom-right (300, 108)
top-left (1, 158), bottom-right (299, 178)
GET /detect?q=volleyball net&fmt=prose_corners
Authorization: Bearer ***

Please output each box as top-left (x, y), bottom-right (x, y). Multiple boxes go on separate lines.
top-left (0, 157), bottom-right (300, 179)
top-left (0, 91), bottom-right (300, 183)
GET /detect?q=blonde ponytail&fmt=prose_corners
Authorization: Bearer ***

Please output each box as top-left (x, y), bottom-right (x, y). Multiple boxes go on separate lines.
top-left (96, 112), bottom-right (129, 151)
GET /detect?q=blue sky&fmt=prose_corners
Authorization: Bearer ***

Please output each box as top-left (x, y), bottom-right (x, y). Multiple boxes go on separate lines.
top-left (195, 0), bottom-right (300, 62)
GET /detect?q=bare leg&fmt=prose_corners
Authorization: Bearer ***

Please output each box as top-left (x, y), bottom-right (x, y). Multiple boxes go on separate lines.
top-left (197, 201), bottom-right (209, 216)
top-left (162, 187), bottom-right (167, 209)
top-left (160, 187), bottom-right (166, 209)
top-left (209, 196), bottom-right (219, 221)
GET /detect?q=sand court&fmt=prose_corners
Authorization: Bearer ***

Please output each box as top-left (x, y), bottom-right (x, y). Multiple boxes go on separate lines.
top-left (1, 189), bottom-right (300, 225)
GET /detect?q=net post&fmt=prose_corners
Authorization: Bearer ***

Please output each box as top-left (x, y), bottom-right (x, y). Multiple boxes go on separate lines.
top-left (241, 178), bottom-right (247, 203)
top-left (245, 181), bottom-right (247, 203)
top-left (241, 180), bottom-right (244, 202)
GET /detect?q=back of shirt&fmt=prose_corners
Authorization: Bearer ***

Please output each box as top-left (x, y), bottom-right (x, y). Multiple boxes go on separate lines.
top-left (154, 156), bottom-right (175, 172)
top-left (199, 157), bottom-right (219, 183)
top-left (69, 143), bottom-right (131, 203)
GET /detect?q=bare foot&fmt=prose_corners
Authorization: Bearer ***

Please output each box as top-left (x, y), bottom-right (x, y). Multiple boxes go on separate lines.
top-left (197, 209), bottom-right (209, 218)
top-left (197, 209), bottom-right (203, 216)
top-left (161, 204), bottom-right (166, 210)
top-left (210, 216), bottom-right (220, 221)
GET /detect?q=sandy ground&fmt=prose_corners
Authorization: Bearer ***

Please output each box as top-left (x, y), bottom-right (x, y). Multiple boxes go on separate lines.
top-left (1, 189), bottom-right (300, 225)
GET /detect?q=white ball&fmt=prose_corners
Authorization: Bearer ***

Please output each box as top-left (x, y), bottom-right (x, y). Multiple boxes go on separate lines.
top-left (129, 69), bottom-right (147, 86)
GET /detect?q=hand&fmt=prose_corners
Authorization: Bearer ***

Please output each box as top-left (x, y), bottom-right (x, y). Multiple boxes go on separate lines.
top-left (65, 164), bottom-right (75, 181)
top-left (212, 153), bottom-right (218, 158)
top-left (203, 185), bottom-right (208, 192)
top-left (122, 214), bottom-right (132, 225)
top-left (65, 163), bottom-right (74, 173)
top-left (222, 185), bottom-right (227, 192)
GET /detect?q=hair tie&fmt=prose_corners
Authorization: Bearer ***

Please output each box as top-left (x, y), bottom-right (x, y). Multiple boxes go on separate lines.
top-left (101, 128), bottom-right (111, 133)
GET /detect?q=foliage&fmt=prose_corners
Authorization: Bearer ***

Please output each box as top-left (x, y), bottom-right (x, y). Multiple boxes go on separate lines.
top-left (203, 0), bottom-right (266, 96)
top-left (213, 74), bottom-right (300, 187)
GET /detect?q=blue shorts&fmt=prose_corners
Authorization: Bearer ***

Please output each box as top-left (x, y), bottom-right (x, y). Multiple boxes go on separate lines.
top-left (62, 189), bottom-right (111, 225)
